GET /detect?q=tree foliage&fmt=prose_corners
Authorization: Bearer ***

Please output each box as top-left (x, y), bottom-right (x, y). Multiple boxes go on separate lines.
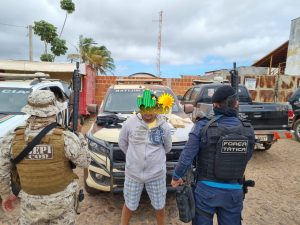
top-left (40, 54), bottom-right (54, 62)
top-left (79, 36), bottom-right (115, 75)
top-left (33, 20), bottom-right (68, 61)
top-left (59, 0), bottom-right (75, 37)
top-left (60, 0), bottom-right (75, 13)
top-left (33, 1), bottom-right (74, 61)
top-left (88, 46), bottom-right (115, 74)
top-left (51, 37), bottom-right (68, 56)
top-left (33, 20), bottom-right (57, 43)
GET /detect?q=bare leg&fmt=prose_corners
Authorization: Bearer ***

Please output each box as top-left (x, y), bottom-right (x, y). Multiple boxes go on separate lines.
top-left (121, 204), bottom-right (133, 225)
top-left (155, 208), bottom-right (165, 225)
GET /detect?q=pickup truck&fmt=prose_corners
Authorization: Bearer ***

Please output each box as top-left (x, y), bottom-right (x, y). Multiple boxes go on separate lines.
top-left (288, 86), bottom-right (300, 141)
top-left (84, 84), bottom-right (194, 193)
top-left (0, 73), bottom-right (69, 138)
top-left (179, 83), bottom-right (294, 150)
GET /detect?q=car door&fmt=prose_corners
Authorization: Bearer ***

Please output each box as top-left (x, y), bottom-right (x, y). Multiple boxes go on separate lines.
top-left (189, 87), bottom-right (201, 106)
top-left (181, 88), bottom-right (193, 106)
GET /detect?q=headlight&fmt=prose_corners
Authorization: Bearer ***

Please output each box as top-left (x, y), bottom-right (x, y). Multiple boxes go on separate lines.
top-left (86, 132), bottom-right (111, 156)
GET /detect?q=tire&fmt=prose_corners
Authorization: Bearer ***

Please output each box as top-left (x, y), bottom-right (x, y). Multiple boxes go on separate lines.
top-left (83, 168), bottom-right (100, 195)
top-left (262, 143), bottom-right (272, 151)
top-left (293, 119), bottom-right (300, 142)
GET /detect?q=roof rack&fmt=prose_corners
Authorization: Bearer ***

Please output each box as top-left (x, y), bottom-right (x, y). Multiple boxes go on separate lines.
top-left (116, 78), bottom-right (163, 85)
top-left (0, 72), bottom-right (50, 80)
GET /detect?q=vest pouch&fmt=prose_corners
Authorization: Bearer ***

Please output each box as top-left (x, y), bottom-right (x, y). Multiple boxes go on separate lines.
top-left (214, 134), bottom-right (248, 181)
top-left (175, 185), bottom-right (195, 223)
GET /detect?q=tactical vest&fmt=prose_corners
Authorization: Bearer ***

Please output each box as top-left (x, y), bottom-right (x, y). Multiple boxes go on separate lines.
top-left (11, 127), bottom-right (78, 195)
top-left (197, 117), bottom-right (255, 182)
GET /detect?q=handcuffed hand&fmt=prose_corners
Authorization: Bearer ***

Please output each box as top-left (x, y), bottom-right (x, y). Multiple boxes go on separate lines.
top-left (171, 178), bottom-right (184, 188)
top-left (2, 194), bottom-right (17, 213)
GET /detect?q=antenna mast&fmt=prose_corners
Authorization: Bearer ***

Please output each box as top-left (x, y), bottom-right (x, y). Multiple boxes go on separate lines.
top-left (156, 11), bottom-right (163, 77)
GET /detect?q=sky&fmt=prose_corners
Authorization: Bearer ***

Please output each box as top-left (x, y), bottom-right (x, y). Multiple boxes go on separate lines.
top-left (0, 0), bottom-right (299, 77)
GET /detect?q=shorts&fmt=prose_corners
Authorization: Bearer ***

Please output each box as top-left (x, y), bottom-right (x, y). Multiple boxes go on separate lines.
top-left (123, 176), bottom-right (167, 211)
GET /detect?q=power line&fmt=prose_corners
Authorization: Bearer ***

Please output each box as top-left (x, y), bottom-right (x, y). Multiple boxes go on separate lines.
top-left (0, 22), bottom-right (27, 28)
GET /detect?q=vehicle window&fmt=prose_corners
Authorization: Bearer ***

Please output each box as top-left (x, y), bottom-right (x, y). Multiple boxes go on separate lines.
top-left (198, 88), bottom-right (215, 103)
top-left (190, 87), bottom-right (201, 101)
top-left (0, 87), bottom-right (32, 113)
top-left (49, 86), bottom-right (66, 102)
top-left (104, 89), bottom-right (180, 113)
top-left (60, 81), bottom-right (71, 98)
top-left (238, 87), bottom-right (252, 102)
top-left (183, 88), bottom-right (193, 101)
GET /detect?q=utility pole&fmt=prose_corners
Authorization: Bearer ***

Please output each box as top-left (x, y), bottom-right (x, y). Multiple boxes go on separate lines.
top-left (28, 25), bottom-right (33, 61)
top-left (156, 11), bottom-right (163, 77)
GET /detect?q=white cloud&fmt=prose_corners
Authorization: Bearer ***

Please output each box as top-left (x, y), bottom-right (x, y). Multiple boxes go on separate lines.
top-left (0, 0), bottom-right (299, 66)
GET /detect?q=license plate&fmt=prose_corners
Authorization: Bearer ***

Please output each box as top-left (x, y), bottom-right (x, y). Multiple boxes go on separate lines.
top-left (255, 135), bottom-right (268, 142)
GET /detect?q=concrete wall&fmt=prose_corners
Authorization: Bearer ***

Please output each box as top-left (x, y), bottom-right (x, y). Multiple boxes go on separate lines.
top-left (238, 66), bottom-right (269, 76)
top-left (286, 17), bottom-right (300, 76)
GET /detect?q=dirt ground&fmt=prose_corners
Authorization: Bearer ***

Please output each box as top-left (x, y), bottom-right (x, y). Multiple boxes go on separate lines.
top-left (1, 119), bottom-right (300, 225)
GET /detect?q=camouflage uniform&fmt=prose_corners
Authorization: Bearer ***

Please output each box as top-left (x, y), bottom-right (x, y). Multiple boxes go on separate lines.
top-left (0, 90), bottom-right (91, 225)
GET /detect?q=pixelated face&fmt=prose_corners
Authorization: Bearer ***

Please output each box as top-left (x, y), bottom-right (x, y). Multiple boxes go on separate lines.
top-left (137, 90), bottom-right (174, 115)
top-left (140, 107), bottom-right (157, 122)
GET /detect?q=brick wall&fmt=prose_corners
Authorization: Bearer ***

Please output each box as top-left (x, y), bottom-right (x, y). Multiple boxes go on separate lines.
top-left (94, 75), bottom-right (300, 105)
top-left (167, 78), bottom-right (195, 96)
top-left (94, 76), bottom-right (199, 104)
top-left (95, 76), bottom-right (117, 104)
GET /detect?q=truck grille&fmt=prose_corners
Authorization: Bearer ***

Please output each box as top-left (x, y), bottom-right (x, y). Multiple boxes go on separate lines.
top-left (108, 141), bottom-right (186, 162)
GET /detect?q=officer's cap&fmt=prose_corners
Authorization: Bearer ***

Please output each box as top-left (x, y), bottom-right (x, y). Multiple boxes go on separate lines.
top-left (21, 90), bottom-right (60, 117)
top-left (212, 85), bottom-right (236, 103)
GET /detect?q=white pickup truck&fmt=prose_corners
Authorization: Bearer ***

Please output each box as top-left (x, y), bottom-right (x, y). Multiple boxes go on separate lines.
top-left (0, 73), bottom-right (69, 138)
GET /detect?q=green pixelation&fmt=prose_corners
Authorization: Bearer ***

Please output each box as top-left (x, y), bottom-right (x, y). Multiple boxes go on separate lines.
top-left (137, 89), bottom-right (156, 109)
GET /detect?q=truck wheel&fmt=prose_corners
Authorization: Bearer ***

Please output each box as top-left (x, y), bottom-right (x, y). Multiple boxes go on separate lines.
top-left (262, 143), bottom-right (272, 150)
top-left (83, 168), bottom-right (100, 195)
top-left (294, 119), bottom-right (300, 142)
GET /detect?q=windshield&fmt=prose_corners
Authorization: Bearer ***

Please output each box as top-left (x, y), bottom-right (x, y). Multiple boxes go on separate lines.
top-left (104, 89), bottom-right (180, 113)
top-left (0, 87), bottom-right (32, 114)
top-left (200, 86), bottom-right (251, 103)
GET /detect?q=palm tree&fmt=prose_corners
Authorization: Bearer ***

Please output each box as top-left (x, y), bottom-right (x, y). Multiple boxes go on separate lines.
top-left (79, 36), bottom-right (115, 75)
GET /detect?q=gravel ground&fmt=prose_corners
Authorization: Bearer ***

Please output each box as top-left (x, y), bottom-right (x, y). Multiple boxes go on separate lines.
top-left (1, 119), bottom-right (300, 225)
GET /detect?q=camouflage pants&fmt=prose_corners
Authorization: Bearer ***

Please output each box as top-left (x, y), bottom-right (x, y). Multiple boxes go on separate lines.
top-left (18, 183), bottom-right (77, 225)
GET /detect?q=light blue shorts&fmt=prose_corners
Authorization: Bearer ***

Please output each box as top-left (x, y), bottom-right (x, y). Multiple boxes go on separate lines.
top-left (124, 176), bottom-right (167, 211)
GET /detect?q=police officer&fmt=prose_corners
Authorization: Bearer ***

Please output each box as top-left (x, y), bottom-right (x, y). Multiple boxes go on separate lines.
top-left (0, 90), bottom-right (91, 225)
top-left (171, 85), bottom-right (255, 225)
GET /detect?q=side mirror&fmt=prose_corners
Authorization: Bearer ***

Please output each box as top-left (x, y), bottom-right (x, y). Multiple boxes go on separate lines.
top-left (177, 95), bottom-right (183, 101)
top-left (184, 104), bottom-right (194, 114)
top-left (87, 104), bottom-right (98, 115)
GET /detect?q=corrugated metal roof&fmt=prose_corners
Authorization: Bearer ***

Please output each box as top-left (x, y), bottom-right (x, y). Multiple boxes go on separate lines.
top-left (252, 41), bottom-right (288, 67)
